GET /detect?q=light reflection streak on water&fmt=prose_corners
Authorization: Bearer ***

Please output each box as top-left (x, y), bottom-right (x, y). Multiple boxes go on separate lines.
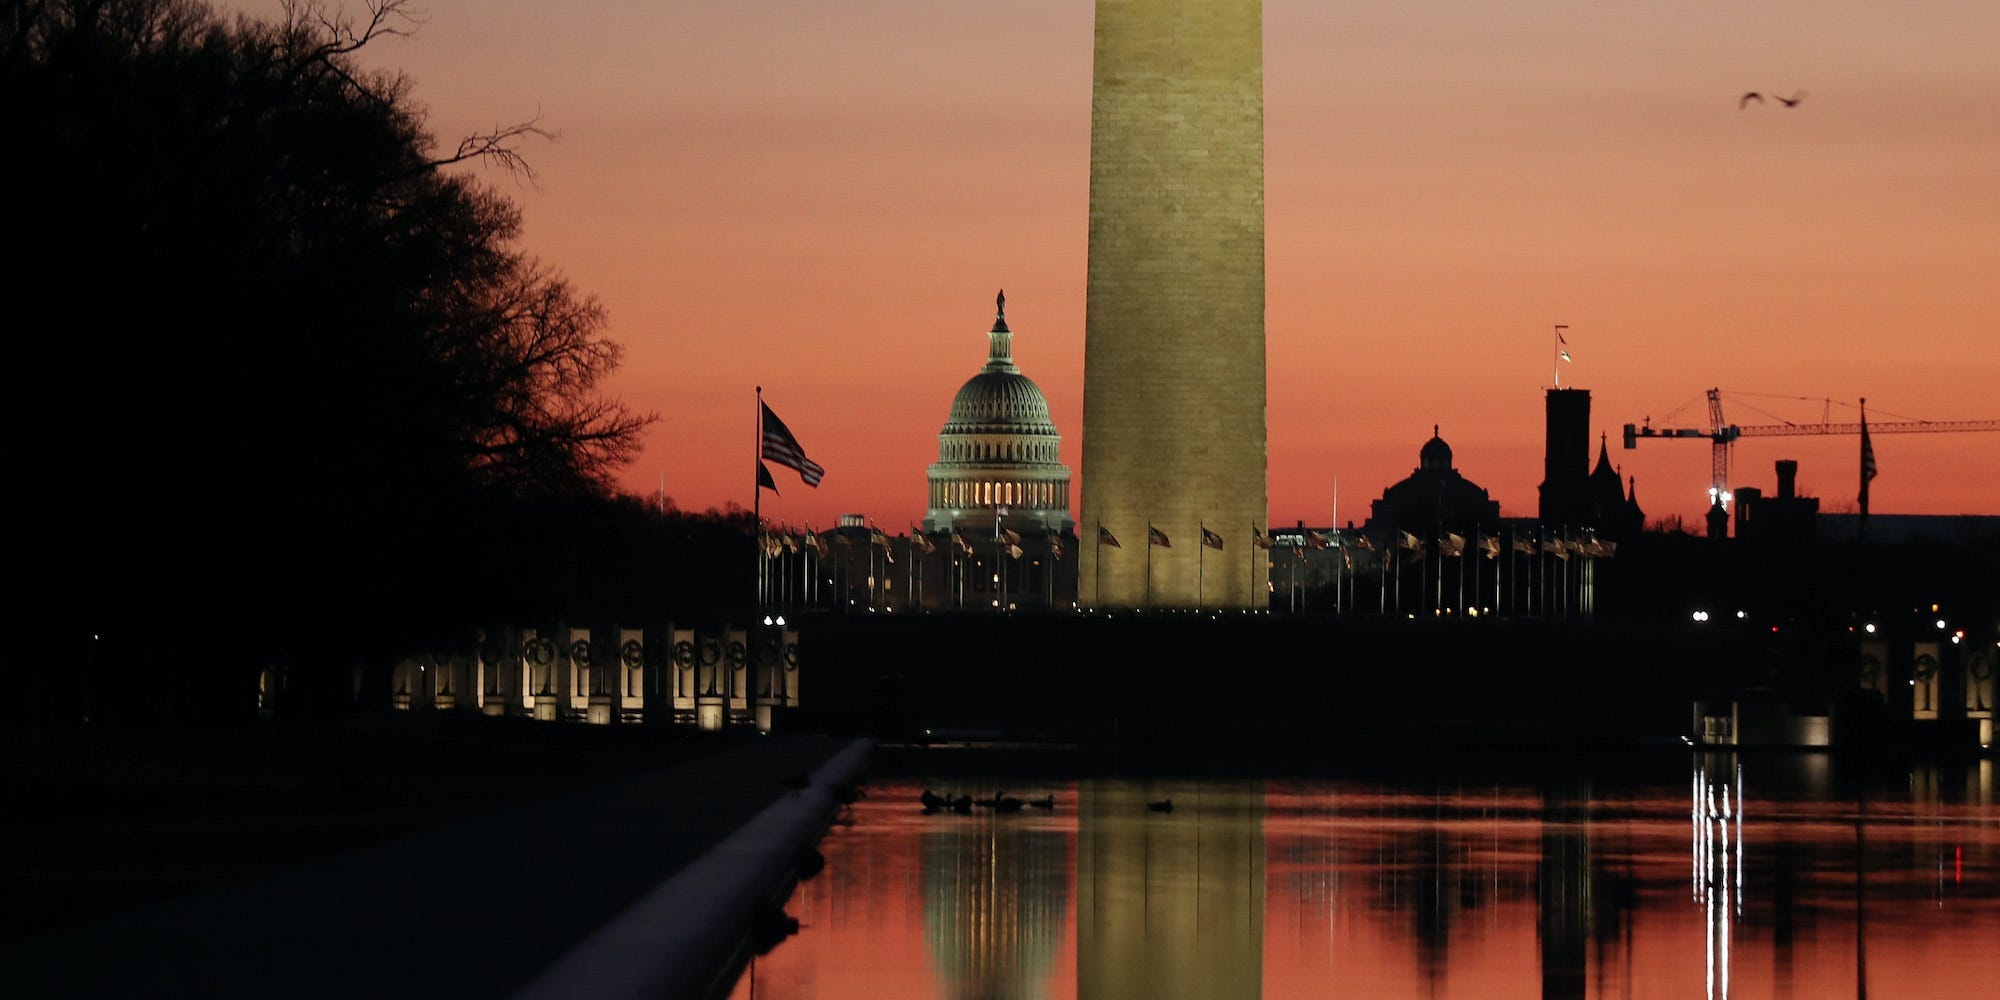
top-left (1694, 754), bottom-right (1744, 1000)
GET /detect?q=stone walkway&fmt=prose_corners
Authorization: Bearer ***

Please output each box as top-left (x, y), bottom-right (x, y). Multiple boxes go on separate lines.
top-left (0, 732), bottom-right (873, 999)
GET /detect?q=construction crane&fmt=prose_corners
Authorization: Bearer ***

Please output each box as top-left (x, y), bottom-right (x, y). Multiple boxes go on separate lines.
top-left (1623, 388), bottom-right (2000, 508)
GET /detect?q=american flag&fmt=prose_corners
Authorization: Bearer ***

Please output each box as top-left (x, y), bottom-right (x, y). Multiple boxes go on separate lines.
top-left (760, 401), bottom-right (824, 487)
top-left (1860, 416), bottom-right (1878, 517)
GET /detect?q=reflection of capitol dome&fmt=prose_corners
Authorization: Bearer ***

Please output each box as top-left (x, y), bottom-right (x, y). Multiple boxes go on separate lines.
top-left (925, 292), bottom-right (1073, 534)
top-left (924, 819), bottom-right (1069, 1000)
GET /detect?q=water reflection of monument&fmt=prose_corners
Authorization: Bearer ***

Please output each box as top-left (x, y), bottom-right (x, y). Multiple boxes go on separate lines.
top-left (923, 811), bottom-right (1069, 999)
top-left (1077, 781), bottom-right (1264, 1000)
top-left (864, 761), bottom-right (1996, 998)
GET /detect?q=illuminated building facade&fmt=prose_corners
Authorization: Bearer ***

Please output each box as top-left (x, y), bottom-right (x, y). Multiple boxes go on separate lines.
top-left (924, 292), bottom-right (1073, 537)
top-left (917, 293), bottom-right (1076, 611)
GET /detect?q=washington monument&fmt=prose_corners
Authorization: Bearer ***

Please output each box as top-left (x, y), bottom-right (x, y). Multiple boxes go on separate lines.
top-left (1079, 0), bottom-right (1268, 609)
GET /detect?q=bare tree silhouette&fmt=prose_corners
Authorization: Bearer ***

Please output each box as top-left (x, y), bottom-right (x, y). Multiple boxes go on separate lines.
top-left (5, 0), bottom-right (657, 721)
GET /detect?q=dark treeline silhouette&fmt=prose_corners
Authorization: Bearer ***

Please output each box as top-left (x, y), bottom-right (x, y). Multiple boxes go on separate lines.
top-left (1, 0), bottom-right (737, 723)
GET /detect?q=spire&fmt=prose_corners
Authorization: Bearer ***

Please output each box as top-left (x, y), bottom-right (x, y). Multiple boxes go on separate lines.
top-left (983, 288), bottom-right (1018, 374)
top-left (1591, 432), bottom-right (1620, 481)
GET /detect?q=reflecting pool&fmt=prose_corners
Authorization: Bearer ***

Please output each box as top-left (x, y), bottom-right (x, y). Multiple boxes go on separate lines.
top-left (730, 751), bottom-right (1998, 999)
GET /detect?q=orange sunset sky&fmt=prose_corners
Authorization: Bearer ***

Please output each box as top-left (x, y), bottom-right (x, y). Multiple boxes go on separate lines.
top-left (223, 1), bottom-right (2000, 534)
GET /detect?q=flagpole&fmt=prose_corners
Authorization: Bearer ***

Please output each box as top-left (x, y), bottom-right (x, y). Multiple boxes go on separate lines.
top-left (754, 386), bottom-right (764, 612)
top-left (1198, 521), bottom-right (1205, 608)
top-left (1553, 324), bottom-right (1568, 387)
top-left (1859, 397), bottom-right (1873, 542)
top-left (1145, 520), bottom-right (1153, 609)
top-left (1492, 529), bottom-right (1501, 612)
top-left (1507, 525), bottom-right (1515, 617)
top-left (994, 507), bottom-right (1004, 612)
top-left (1094, 521), bottom-right (1102, 609)
top-left (1457, 534), bottom-right (1465, 615)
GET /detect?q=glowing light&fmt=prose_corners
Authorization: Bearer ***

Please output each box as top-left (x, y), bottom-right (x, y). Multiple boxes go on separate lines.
top-left (1865, 623), bottom-right (1877, 634)
top-left (1937, 619), bottom-right (1949, 630)
top-left (1735, 610), bottom-right (1747, 620)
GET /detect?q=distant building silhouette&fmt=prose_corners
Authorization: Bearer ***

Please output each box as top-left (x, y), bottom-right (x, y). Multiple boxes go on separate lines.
top-left (1539, 388), bottom-right (1593, 527)
top-left (1362, 426), bottom-right (1501, 538)
top-left (1537, 388), bottom-right (1644, 540)
top-left (1734, 459), bottom-right (1818, 546)
top-left (1587, 433), bottom-right (1646, 541)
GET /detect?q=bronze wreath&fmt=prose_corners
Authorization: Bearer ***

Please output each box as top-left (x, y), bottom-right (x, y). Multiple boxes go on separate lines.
top-left (673, 640), bottom-right (696, 669)
top-left (569, 639), bottom-right (593, 667)
top-left (622, 639), bottom-right (645, 669)
top-left (526, 637), bottom-right (556, 667)
top-left (1969, 653), bottom-right (1995, 682)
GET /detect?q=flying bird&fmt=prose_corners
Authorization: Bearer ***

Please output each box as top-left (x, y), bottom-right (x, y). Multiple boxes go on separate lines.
top-left (1775, 90), bottom-right (1806, 107)
top-left (1738, 92), bottom-right (1763, 109)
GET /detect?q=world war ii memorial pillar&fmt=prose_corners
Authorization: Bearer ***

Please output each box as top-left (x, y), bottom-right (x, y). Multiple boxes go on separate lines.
top-left (1079, 0), bottom-right (1268, 610)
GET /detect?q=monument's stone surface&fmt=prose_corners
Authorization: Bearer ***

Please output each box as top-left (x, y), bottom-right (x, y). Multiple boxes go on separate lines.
top-left (1080, 0), bottom-right (1268, 609)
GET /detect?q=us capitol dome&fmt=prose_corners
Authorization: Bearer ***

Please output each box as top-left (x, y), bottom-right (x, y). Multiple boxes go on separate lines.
top-left (924, 292), bottom-right (1074, 535)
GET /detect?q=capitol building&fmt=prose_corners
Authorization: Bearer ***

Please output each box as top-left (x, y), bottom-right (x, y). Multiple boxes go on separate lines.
top-left (907, 293), bottom-right (1077, 610)
top-left (924, 293), bottom-right (1075, 538)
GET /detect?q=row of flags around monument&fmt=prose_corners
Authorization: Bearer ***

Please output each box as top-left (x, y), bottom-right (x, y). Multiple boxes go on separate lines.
top-left (754, 394), bottom-right (1051, 564)
top-left (1095, 523), bottom-right (1614, 560)
top-left (1095, 524), bottom-right (1230, 550)
top-left (757, 521), bottom-right (1051, 563)
top-left (756, 394), bottom-right (1616, 566)
top-left (764, 522), bottom-right (1617, 561)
